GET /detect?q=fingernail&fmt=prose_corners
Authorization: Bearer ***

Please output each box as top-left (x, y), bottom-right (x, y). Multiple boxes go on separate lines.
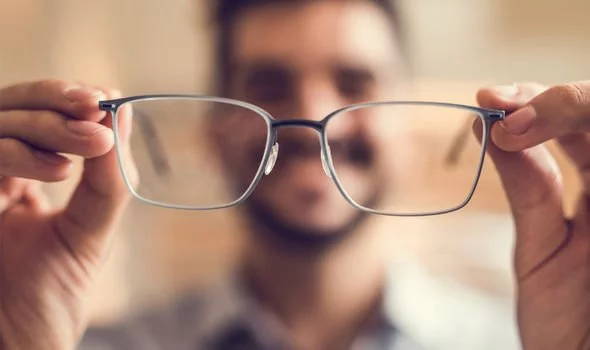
top-left (500, 105), bottom-right (536, 135)
top-left (64, 87), bottom-right (104, 102)
top-left (33, 150), bottom-right (66, 165)
top-left (491, 84), bottom-right (519, 100)
top-left (66, 120), bottom-right (103, 136)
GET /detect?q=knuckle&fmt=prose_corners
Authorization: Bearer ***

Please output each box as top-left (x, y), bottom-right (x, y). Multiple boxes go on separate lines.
top-left (545, 84), bottom-right (590, 129)
top-left (567, 83), bottom-right (588, 104)
top-left (551, 84), bottom-right (588, 107)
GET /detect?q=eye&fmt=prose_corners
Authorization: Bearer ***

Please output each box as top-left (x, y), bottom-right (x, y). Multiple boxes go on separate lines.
top-left (335, 67), bottom-right (376, 101)
top-left (243, 66), bottom-right (293, 104)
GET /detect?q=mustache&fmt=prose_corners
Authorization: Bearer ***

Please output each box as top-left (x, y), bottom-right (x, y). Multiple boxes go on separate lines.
top-left (243, 189), bottom-right (378, 251)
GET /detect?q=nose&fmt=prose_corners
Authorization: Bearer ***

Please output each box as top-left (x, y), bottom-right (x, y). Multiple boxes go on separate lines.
top-left (263, 76), bottom-right (345, 179)
top-left (296, 76), bottom-right (345, 120)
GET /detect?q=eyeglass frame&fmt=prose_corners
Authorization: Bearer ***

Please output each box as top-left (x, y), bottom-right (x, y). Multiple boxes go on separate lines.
top-left (99, 94), bottom-right (505, 216)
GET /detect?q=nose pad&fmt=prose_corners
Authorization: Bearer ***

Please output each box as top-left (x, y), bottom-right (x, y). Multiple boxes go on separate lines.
top-left (264, 143), bottom-right (279, 175)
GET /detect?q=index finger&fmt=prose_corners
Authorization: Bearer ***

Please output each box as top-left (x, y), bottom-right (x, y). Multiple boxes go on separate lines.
top-left (0, 79), bottom-right (107, 122)
top-left (477, 82), bottom-right (547, 112)
top-left (490, 81), bottom-right (590, 152)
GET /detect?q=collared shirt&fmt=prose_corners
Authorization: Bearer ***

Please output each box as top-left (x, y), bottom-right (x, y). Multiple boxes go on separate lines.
top-left (78, 262), bottom-right (519, 350)
top-left (79, 272), bottom-right (422, 350)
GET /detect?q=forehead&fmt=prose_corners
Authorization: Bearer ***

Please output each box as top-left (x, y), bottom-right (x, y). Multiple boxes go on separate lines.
top-left (231, 0), bottom-right (399, 70)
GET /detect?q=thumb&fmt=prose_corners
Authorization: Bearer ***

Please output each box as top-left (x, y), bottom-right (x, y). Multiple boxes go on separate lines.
top-left (53, 88), bottom-right (133, 262)
top-left (474, 119), bottom-right (570, 280)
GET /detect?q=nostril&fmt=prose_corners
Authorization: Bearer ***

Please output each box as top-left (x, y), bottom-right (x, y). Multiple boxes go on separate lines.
top-left (264, 143), bottom-right (279, 175)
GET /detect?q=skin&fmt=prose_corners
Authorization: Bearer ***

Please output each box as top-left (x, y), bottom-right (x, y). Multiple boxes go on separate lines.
top-left (477, 82), bottom-right (590, 350)
top-left (0, 1), bottom-right (588, 350)
top-left (216, 0), bottom-right (399, 237)
top-left (0, 81), bottom-right (133, 350)
top-left (214, 2), bottom-right (400, 349)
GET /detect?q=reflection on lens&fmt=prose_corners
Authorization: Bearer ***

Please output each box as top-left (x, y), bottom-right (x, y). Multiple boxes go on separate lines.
top-left (325, 103), bottom-right (485, 215)
top-left (117, 98), bottom-right (269, 209)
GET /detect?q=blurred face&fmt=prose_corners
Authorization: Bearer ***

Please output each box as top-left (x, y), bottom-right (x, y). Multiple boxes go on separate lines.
top-left (215, 0), bottom-right (402, 240)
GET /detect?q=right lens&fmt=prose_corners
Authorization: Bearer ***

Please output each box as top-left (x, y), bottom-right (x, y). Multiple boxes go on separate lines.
top-left (115, 97), bottom-right (270, 209)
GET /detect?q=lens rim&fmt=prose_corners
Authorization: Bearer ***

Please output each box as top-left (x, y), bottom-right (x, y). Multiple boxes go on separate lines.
top-left (105, 95), bottom-right (275, 210)
top-left (320, 101), bottom-right (500, 216)
top-left (100, 96), bottom-right (504, 215)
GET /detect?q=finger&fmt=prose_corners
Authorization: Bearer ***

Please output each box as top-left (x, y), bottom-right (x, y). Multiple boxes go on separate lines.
top-left (0, 79), bottom-right (108, 122)
top-left (0, 110), bottom-right (114, 158)
top-left (489, 81), bottom-right (590, 152)
top-left (53, 88), bottom-right (133, 260)
top-left (556, 132), bottom-right (590, 196)
top-left (0, 177), bottom-right (28, 213)
top-left (21, 180), bottom-right (51, 213)
top-left (477, 82), bottom-right (548, 112)
top-left (0, 138), bottom-right (73, 182)
top-left (478, 82), bottom-right (590, 196)
top-left (0, 177), bottom-right (49, 213)
top-left (473, 122), bottom-right (569, 279)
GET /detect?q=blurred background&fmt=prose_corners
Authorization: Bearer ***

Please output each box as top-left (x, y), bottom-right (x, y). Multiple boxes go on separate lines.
top-left (1, 0), bottom-right (588, 340)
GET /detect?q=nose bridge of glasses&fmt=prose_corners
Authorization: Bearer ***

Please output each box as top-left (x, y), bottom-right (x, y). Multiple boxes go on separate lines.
top-left (271, 119), bottom-right (324, 131)
top-left (265, 119), bottom-right (333, 179)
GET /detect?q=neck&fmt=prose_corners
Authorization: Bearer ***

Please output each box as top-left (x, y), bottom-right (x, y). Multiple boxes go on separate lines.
top-left (241, 222), bottom-right (387, 350)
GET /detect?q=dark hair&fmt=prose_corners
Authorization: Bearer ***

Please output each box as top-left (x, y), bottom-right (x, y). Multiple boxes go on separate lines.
top-left (213, 0), bottom-right (402, 95)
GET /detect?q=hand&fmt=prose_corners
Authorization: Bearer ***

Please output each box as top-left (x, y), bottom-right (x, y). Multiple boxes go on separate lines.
top-left (477, 82), bottom-right (590, 350)
top-left (0, 80), bottom-right (132, 350)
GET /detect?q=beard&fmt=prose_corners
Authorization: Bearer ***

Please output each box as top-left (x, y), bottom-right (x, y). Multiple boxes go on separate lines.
top-left (241, 187), bottom-right (381, 253)
top-left (233, 129), bottom-right (383, 252)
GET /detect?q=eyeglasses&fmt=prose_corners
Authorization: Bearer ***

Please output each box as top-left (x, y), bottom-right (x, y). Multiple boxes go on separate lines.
top-left (98, 95), bottom-right (504, 216)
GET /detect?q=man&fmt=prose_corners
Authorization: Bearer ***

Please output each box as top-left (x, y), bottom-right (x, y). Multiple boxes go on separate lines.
top-left (0, 0), bottom-right (589, 349)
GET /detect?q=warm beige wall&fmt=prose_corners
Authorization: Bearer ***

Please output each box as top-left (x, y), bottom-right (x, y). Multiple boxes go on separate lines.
top-left (1, 0), bottom-right (588, 323)
top-left (399, 0), bottom-right (590, 83)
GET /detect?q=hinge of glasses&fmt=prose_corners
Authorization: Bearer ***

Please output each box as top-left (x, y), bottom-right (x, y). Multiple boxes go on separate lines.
top-left (489, 112), bottom-right (505, 121)
top-left (98, 102), bottom-right (117, 111)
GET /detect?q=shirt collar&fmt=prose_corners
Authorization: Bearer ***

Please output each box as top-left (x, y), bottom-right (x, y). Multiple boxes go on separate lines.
top-left (198, 272), bottom-right (402, 350)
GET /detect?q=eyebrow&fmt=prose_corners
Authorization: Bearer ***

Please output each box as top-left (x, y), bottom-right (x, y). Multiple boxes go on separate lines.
top-left (334, 64), bottom-right (377, 80)
top-left (233, 60), bottom-right (294, 76)
top-left (244, 64), bottom-right (293, 81)
top-left (235, 59), bottom-right (379, 75)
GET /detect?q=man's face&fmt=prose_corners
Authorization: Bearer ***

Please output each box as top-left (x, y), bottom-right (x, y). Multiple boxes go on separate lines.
top-left (216, 0), bottom-right (401, 238)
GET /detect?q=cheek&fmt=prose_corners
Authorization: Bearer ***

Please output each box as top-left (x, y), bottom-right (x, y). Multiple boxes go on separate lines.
top-left (217, 132), bottom-right (268, 187)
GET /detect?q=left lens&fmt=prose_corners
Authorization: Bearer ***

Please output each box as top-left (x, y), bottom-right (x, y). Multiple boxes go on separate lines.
top-left (324, 103), bottom-right (486, 215)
